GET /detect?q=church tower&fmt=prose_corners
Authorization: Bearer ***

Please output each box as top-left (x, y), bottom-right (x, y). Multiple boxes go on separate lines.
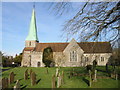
top-left (25, 7), bottom-right (39, 47)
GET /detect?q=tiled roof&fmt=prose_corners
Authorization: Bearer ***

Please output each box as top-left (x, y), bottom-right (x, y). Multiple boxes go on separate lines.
top-left (78, 42), bottom-right (112, 53)
top-left (35, 43), bottom-right (69, 52)
top-left (24, 42), bottom-right (112, 53)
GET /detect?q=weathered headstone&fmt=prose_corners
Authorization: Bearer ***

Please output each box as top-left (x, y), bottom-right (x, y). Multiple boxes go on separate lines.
top-left (56, 68), bottom-right (59, 77)
top-left (52, 75), bottom-right (56, 89)
top-left (60, 75), bottom-right (62, 87)
top-left (57, 73), bottom-right (61, 88)
top-left (89, 70), bottom-right (92, 87)
top-left (31, 72), bottom-right (36, 86)
top-left (93, 70), bottom-right (97, 82)
top-left (14, 80), bottom-right (20, 90)
top-left (9, 72), bottom-right (14, 84)
top-left (61, 71), bottom-right (64, 84)
top-left (2, 77), bottom-right (6, 89)
top-left (5, 78), bottom-right (9, 88)
top-left (2, 77), bottom-right (9, 89)
top-left (115, 73), bottom-right (118, 80)
top-left (24, 69), bottom-right (28, 80)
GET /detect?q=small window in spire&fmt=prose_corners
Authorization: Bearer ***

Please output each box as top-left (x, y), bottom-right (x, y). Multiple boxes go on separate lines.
top-left (29, 42), bottom-right (31, 46)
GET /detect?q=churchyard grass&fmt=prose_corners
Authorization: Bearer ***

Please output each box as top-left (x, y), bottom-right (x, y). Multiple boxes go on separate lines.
top-left (2, 66), bottom-right (119, 88)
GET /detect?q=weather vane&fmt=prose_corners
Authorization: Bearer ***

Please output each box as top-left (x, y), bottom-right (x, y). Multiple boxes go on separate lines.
top-left (33, 2), bottom-right (35, 9)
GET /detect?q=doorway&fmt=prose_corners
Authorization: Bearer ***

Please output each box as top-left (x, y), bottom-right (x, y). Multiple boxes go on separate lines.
top-left (37, 62), bottom-right (41, 67)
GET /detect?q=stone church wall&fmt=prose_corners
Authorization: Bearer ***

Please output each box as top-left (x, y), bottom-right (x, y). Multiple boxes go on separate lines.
top-left (82, 53), bottom-right (112, 66)
top-left (21, 51), bottom-right (44, 67)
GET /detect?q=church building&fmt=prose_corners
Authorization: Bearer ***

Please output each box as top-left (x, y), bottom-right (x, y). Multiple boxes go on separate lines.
top-left (21, 8), bottom-right (112, 67)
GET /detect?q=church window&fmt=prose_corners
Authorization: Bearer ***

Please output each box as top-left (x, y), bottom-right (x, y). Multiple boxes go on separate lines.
top-left (85, 57), bottom-right (89, 62)
top-left (101, 57), bottom-right (104, 62)
top-left (70, 51), bottom-right (77, 61)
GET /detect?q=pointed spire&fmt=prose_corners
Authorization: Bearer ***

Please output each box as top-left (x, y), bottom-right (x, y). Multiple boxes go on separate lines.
top-left (26, 5), bottom-right (38, 41)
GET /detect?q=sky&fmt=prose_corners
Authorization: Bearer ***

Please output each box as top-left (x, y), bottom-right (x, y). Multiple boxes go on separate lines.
top-left (2, 2), bottom-right (80, 56)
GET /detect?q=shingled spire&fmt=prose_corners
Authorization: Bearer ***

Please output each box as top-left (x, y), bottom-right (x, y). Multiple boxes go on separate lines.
top-left (26, 6), bottom-right (38, 41)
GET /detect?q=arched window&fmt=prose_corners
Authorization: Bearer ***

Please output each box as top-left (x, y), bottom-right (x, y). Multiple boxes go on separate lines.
top-left (70, 51), bottom-right (77, 61)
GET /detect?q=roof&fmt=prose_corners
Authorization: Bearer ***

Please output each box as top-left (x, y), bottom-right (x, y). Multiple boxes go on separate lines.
top-left (23, 42), bottom-right (112, 53)
top-left (24, 47), bottom-right (35, 51)
top-left (35, 43), bottom-right (69, 52)
top-left (78, 42), bottom-right (112, 53)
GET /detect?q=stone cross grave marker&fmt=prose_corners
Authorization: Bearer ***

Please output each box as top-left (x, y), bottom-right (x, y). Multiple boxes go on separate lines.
top-left (9, 72), bottom-right (14, 84)
top-left (31, 72), bottom-right (36, 86)
top-left (24, 69), bottom-right (28, 80)
top-left (13, 80), bottom-right (20, 90)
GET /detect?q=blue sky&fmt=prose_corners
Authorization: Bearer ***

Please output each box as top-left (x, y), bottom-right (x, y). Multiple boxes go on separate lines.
top-left (2, 2), bottom-right (80, 56)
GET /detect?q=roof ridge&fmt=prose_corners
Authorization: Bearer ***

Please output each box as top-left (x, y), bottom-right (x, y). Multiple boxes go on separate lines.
top-left (38, 42), bottom-right (69, 44)
top-left (79, 42), bottom-right (109, 43)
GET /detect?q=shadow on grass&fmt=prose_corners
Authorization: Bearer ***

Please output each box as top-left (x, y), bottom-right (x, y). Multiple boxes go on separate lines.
top-left (21, 85), bottom-right (27, 89)
top-left (36, 78), bottom-right (41, 84)
top-left (96, 69), bottom-right (106, 73)
top-left (82, 77), bottom-right (89, 86)
top-left (19, 78), bottom-right (23, 81)
top-left (2, 69), bottom-right (10, 72)
top-left (96, 68), bottom-right (111, 77)
top-left (14, 74), bottom-right (17, 76)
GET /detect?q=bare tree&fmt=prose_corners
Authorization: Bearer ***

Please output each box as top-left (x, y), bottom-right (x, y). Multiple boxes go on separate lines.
top-left (50, 2), bottom-right (120, 46)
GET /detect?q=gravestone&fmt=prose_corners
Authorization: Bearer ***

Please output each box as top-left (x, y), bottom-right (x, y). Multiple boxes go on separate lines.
top-left (31, 72), bottom-right (36, 86)
top-left (52, 75), bottom-right (56, 89)
top-left (93, 70), bottom-right (97, 82)
top-left (2, 77), bottom-right (8, 89)
top-left (89, 70), bottom-right (92, 87)
top-left (9, 72), bottom-right (14, 84)
top-left (14, 80), bottom-right (20, 90)
top-left (61, 71), bottom-right (64, 84)
top-left (115, 73), bottom-right (118, 80)
top-left (57, 73), bottom-right (61, 88)
top-left (56, 68), bottom-right (59, 77)
top-left (2, 78), bottom-right (6, 89)
top-left (24, 69), bottom-right (28, 80)
top-left (5, 78), bottom-right (9, 88)
top-left (59, 75), bottom-right (62, 87)
top-left (115, 71), bottom-right (118, 80)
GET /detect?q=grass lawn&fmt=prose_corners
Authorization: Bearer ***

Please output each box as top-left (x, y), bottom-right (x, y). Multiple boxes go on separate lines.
top-left (2, 66), bottom-right (120, 88)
